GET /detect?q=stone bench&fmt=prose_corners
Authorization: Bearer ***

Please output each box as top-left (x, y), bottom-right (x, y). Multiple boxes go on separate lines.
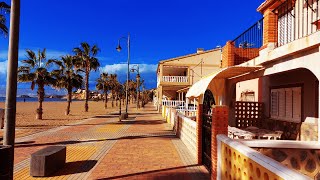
top-left (30, 146), bottom-right (66, 177)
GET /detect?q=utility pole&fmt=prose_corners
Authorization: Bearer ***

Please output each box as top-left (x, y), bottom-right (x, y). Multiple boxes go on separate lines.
top-left (3, 0), bottom-right (21, 179)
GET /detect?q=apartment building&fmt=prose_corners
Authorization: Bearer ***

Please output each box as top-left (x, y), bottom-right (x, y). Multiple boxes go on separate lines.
top-left (162, 0), bottom-right (320, 178)
top-left (156, 48), bottom-right (222, 111)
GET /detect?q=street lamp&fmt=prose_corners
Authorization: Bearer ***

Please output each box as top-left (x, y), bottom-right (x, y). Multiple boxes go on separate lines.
top-left (116, 34), bottom-right (130, 119)
top-left (131, 65), bottom-right (140, 109)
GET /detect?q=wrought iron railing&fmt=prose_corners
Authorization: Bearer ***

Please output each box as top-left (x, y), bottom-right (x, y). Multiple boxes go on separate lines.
top-left (274, 0), bottom-right (320, 47)
top-left (232, 18), bottom-right (264, 65)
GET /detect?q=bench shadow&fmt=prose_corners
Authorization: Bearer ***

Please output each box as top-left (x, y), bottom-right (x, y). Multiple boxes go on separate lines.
top-left (50, 160), bottom-right (97, 177)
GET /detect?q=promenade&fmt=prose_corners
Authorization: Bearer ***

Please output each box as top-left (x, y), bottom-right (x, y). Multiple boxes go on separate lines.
top-left (12, 104), bottom-right (209, 179)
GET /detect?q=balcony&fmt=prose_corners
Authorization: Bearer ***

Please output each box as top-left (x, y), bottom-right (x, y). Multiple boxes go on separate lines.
top-left (274, 0), bottom-right (320, 47)
top-left (232, 18), bottom-right (264, 65)
top-left (162, 100), bottom-right (185, 107)
top-left (162, 76), bottom-right (188, 83)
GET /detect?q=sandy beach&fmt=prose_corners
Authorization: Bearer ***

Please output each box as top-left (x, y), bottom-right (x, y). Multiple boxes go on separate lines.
top-left (0, 100), bottom-right (124, 139)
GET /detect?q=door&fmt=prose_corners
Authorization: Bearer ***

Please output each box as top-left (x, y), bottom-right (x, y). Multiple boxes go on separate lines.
top-left (202, 89), bottom-right (215, 172)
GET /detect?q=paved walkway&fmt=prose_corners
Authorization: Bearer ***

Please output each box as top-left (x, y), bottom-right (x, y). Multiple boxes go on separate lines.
top-left (13, 104), bottom-right (209, 180)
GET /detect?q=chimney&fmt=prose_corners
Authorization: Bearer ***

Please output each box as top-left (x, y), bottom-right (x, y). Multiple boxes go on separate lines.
top-left (197, 48), bottom-right (205, 53)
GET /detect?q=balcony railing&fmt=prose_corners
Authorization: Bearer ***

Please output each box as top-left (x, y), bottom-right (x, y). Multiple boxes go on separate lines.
top-left (176, 106), bottom-right (197, 117)
top-left (232, 18), bottom-right (264, 65)
top-left (274, 0), bottom-right (320, 47)
top-left (162, 100), bottom-right (185, 107)
top-left (162, 76), bottom-right (188, 83)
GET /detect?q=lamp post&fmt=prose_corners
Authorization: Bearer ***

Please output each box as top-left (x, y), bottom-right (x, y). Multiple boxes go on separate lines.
top-left (141, 79), bottom-right (145, 107)
top-left (131, 65), bottom-right (140, 109)
top-left (116, 34), bottom-right (130, 118)
top-left (3, 0), bottom-right (21, 179)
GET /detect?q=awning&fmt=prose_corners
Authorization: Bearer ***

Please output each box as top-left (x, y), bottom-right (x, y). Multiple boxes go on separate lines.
top-left (186, 65), bottom-right (263, 99)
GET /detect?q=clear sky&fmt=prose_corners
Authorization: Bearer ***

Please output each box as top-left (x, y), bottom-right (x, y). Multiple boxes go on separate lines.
top-left (0, 0), bottom-right (264, 96)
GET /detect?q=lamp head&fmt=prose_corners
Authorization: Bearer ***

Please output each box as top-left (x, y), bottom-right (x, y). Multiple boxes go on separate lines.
top-left (116, 44), bottom-right (122, 52)
top-left (130, 69), bottom-right (135, 72)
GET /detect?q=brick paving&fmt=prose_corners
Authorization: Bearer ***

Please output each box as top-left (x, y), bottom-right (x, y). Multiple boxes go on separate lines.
top-left (11, 104), bottom-right (209, 180)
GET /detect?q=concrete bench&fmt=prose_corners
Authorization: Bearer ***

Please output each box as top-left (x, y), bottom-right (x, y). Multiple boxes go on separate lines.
top-left (30, 146), bottom-right (66, 177)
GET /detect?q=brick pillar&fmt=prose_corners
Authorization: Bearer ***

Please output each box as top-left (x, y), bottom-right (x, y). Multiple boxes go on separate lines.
top-left (196, 104), bottom-right (203, 165)
top-left (211, 106), bottom-right (228, 180)
top-left (222, 41), bottom-right (234, 68)
top-left (262, 9), bottom-right (278, 47)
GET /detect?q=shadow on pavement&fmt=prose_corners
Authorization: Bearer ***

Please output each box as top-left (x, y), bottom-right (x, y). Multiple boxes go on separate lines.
top-left (96, 164), bottom-right (209, 180)
top-left (14, 133), bottom-right (177, 148)
top-left (50, 160), bottom-right (97, 177)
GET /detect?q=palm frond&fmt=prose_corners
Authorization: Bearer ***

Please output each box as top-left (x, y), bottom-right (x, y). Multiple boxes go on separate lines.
top-left (0, 2), bottom-right (10, 12)
top-left (47, 59), bottom-right (62, 68)
top-left (0, 22), bottom-right (8, 36)
top-left (91, 45), bottom-right (100, 56)
top-left (41, 48), bottom-right (46, 60)
top-left (18, 73), bottom-right (36, 82)
top-left (25, 49), bottom-right (37, 61)
top-left (90, 57), bottom-right (100, 71)
top-left (81, 42), bottom-right (90, 56)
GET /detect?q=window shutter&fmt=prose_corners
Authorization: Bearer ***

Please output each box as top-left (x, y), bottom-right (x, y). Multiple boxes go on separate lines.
top-left (292, 87), bottom-right (301, 122)
top-left (278, 89), bottom-right (286, 118)
top-left (271, 90), bottom-right (279, 118)
top-left (285, 89), bottom-right (293, 120)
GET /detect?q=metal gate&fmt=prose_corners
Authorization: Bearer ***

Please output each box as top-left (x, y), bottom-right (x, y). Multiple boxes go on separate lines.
top-left (202, 90), bottom-right (215, 172)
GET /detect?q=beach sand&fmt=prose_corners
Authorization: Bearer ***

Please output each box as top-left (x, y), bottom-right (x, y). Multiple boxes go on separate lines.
top-left (0, 100), bottom-right (124, 139)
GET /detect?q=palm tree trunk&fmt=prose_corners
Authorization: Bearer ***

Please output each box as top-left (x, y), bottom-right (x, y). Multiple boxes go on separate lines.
top-left (116, 95), bottom-right (118, 106)
top-left (85, 67), bottom-right (89, 112)
top-left (104, 91), bottom-right (108, 109)
top-left (66, 86), bottom-right (72, 115)
top-left (36, 84), bottom-right (44, 120)
top-left (111, 94), bottom-right (114, 107)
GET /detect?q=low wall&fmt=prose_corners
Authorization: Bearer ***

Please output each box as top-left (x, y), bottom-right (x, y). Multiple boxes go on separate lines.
top-left (240, 140), bottom-right (320, 179)
top-left (217, 135), bottom-right (309, 180)
top-left (176, 113), bottom-right (197, 158)
top-left (161, 106), bottom-right (197, 158)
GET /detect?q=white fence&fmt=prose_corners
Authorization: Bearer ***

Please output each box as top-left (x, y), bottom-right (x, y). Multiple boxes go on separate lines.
top-left (162, 76), bottom-right (188, 83)
top-left (162, 100), bottom-right (185, 107)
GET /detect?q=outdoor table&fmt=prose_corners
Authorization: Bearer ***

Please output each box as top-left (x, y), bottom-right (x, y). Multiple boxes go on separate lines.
top-left (228, 126), bottom-right (283, 140)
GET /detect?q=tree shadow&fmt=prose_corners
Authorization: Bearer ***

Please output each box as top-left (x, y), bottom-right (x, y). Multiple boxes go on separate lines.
top-left (14, 133), bottom-right (177, 148)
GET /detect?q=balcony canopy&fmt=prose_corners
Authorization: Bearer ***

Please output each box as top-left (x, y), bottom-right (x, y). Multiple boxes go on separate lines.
top-left (186, 65), bottom-right (263, 99)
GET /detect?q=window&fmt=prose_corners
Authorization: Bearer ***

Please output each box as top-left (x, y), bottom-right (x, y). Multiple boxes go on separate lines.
top-left (270, 87), bottom-right (301, 123)
top-left (240, 91), bottom-right (255, 102)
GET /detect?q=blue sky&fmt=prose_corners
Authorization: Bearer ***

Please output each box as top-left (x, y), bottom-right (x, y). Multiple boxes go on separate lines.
top-left (0, 0), bottom-right (264, 96)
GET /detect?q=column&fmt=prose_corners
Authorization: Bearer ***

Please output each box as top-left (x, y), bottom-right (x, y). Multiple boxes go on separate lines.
top-left (196, 95), bottom-right (203, 164)
top-left (211, 106), bottom-right (228, 180)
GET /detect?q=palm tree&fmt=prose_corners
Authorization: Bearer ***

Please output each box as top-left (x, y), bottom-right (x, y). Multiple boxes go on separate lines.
top-left (96, 72), bottom-right (110, 109)
top-left (109, 74), bottom-right (118, 107)
top-left (128, 80), bottom-right (137, 103)
top-left (73, 42), bottom-right (100, 112)
top-left (0, 2), bottom-right (10, 36)
top-left (50, 55), bottom-right (83, 115)
top-left (18, 49), bottom-right (56, 119)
